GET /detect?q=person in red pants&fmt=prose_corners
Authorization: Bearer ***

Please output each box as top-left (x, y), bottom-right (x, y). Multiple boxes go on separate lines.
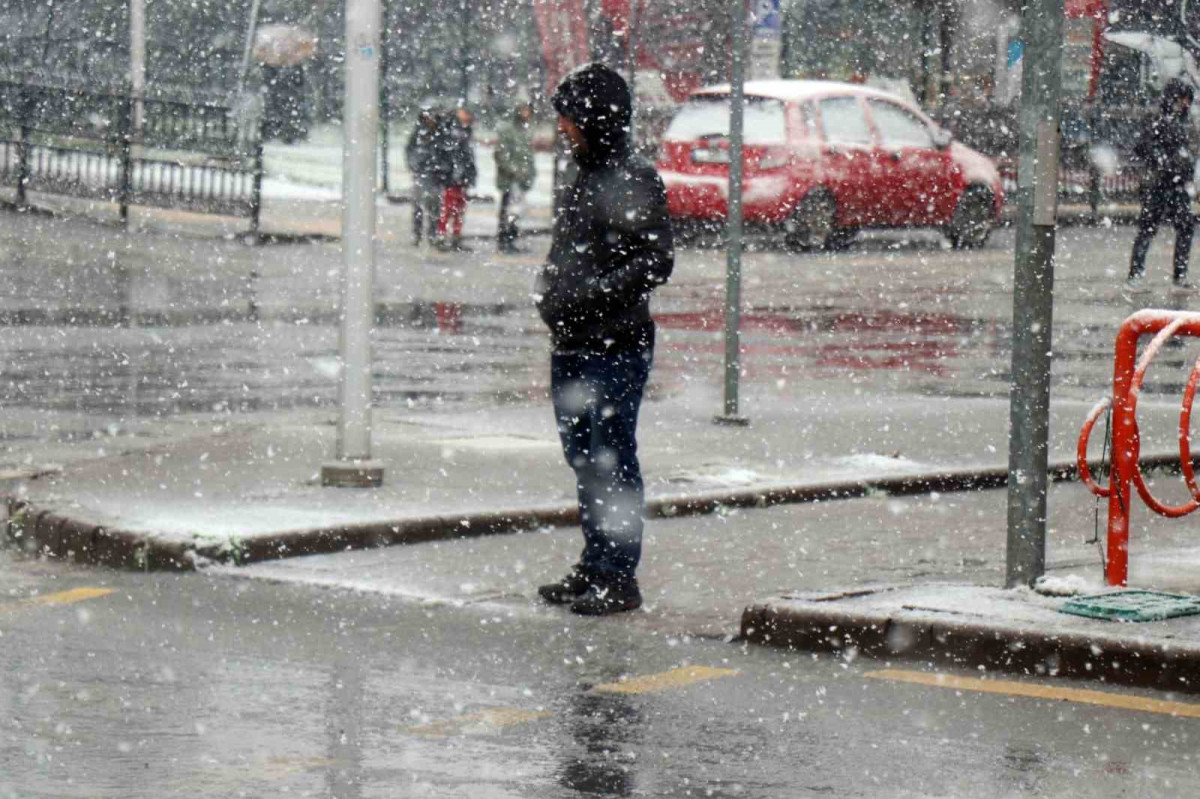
top-left (435, 106), bottom-right (477, 251)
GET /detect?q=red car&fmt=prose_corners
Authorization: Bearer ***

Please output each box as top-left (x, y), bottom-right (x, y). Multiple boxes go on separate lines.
top-left (656, 80), bottom-right (1004, 249)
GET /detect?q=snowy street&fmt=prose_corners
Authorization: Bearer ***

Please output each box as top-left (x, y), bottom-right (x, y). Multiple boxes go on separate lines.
top-left (4, 522), bottom-right (1200, 798)
top-left (13, 0), bottom-right (1200, 792)
top-left (6, 203), bottom-right (1200, 796)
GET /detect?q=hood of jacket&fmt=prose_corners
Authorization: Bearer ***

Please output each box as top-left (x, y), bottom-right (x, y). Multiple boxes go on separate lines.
top-left (552, 62), bottom-right (631, 169)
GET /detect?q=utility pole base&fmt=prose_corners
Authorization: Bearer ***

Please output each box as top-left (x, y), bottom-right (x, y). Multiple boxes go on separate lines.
top-left (321, 460), bottom-right (385, 488)
top-left (712, 414), bottom-right (751, 427)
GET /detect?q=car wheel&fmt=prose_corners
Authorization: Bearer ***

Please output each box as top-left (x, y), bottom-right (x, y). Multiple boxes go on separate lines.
top-left (671, 219), bottom-right (698, 247)
top-left (784, 191), bottom-right (837, 251)
top-left (946, 187), bottom-right (994, 250)
top-left (828, 226), bottom-right (858, 251)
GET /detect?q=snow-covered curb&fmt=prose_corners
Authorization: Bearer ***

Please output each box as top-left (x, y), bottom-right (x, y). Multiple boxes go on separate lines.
top-left (741, 582), bottom-right (1200, 695)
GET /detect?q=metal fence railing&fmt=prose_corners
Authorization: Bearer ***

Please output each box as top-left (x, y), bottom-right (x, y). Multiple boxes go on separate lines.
top-left (0, 74), bottom-right (264, 232)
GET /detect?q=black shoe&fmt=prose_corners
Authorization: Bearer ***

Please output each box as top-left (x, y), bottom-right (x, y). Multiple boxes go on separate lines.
top-left (538, 568), bottom-right (592, 605)
top-left (570, 576), bottom-right (642, 616)
top-left (451, 239), bottom-right (473, 253)
top-left (1175, 276), bottom-right (1193, 289)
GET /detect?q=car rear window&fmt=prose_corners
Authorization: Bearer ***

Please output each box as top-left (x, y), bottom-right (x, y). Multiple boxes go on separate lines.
top-left (664, 95), bottom-right (787, 144)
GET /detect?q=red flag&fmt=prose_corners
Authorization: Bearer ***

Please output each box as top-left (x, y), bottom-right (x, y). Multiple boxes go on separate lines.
top-left (532, 0), bottom-right (590, 97)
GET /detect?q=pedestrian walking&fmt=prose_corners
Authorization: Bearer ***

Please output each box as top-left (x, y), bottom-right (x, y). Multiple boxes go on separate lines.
top-left (534, 63), bottom-right (674, 616)
top-left (435, 106), bottom-right (477, 252)
top-left (495, 102), bottom-right (537, 253)
top-left (404, 104), bottom-right (445, 246)
top-left (1129, 78), bottom-right (1197, 287)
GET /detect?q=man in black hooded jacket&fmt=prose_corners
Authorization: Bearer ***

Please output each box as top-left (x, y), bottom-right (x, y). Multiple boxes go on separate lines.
top-left (1129, 78), bottom-right (1196, 286)
top-left (535, 63), bottom-right (674, 615)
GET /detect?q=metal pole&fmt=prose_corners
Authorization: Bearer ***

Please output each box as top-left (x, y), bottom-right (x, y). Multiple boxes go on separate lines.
top-left (716, 0), bottom-right (749, 426)
top-left (322, 0), bottom-right (385, 488)
top-left (1005, 0), bottom-right (1062, 587)
top-left (118, 95), bottom-right (133, 227)
top-left (238, 0), bottom-right (264, 96)
top-left (918, 0), bottom-right (933, 107)
top-left (40, 0), bottom-right (57, 64)
top-left (379, 0), bottom-right (391, 196)
top-left (130, 0), bottom-right (145, 131)
top-left (938, 3), bottom-right (953, 106)
top-left (460, 0), bottom-right (470, 103)
top-left (250, 112), bottom-right (265, 236)
top-left (627, 0), bottom-right (638, 146)
top-left (16, 87), bottom-right (29, 208)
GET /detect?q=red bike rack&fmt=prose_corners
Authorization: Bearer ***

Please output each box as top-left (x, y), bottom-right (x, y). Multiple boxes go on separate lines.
top-left (1077, 310), bottom-right (1200, 586)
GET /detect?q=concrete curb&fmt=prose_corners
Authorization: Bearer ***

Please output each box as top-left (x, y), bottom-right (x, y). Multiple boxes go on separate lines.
top-left (3, 452), bottom-right (1185, 572)
top-left (739, 597), bottom-right (1200, 695)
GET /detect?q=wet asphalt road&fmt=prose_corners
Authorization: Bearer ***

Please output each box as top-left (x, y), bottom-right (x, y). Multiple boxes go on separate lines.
top-left (3, 210), bottom-right (1199, 464)
top-left (3, 551), bottom-right (1199, 798)
top-left (6, 211), bottom-right (1200, 795)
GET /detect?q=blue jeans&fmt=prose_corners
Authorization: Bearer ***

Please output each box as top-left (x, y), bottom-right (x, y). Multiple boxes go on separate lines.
top-left (551, 341), bottom-right (652, 580)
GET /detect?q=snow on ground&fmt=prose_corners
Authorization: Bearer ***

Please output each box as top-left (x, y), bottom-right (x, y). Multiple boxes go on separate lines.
top-left (1034, 573), bottom-right (1099, 596)
top-left (261, 123), bottom-right (557, 207)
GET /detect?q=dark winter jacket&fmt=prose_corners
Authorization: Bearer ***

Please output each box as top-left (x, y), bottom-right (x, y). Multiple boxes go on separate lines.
top-left (405, 111), bottom-right (447, 187)
top-left (439, 116), bottom-right (477, 189)
top-left (1134, 81), bottom-right (1196, 191)
top-left (536, 63), bottom-right (674, 352)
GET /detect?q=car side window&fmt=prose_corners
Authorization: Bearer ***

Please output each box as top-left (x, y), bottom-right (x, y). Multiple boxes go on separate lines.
top-left (817, 96), bottom-right (873, 146)
top-left (869, 100), bottom-right (934, 149)
top-left (796, 102), bottom-right (818, 139)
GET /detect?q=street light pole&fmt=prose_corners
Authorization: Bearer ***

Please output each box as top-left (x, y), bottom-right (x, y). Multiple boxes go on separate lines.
top-left (715, 0), bottom-right (749, 427)
top-left (322, 0), bottom-right (385, 488)
top-left (1006, 0), bottom-right (1062, 587)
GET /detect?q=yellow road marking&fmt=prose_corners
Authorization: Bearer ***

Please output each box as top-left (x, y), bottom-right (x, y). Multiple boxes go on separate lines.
top-left (866, 669), bottom-right (1200, 719)
top-left (406, 707), bottom-right (552, 737)
top-left (592, 666), bottom-right (739, 695)
top-left (0, 587), bottom-right (115, 613)
top-left (261, 755), bottom-right (338, 778)
top-left (404, 666), bottom-right (738, 737)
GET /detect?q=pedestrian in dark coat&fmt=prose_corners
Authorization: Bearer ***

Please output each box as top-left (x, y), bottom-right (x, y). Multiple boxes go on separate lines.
top-left (1129, 78), bottom-right (1196, 286)
top-left (495, 102), bottom-right (537, 253)
top-left (405, 106), bottom-right (445, 246)
top-left (435, 106), bottom-right (478, 251)
top-left (534, 62), bottom-right (674, 616)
